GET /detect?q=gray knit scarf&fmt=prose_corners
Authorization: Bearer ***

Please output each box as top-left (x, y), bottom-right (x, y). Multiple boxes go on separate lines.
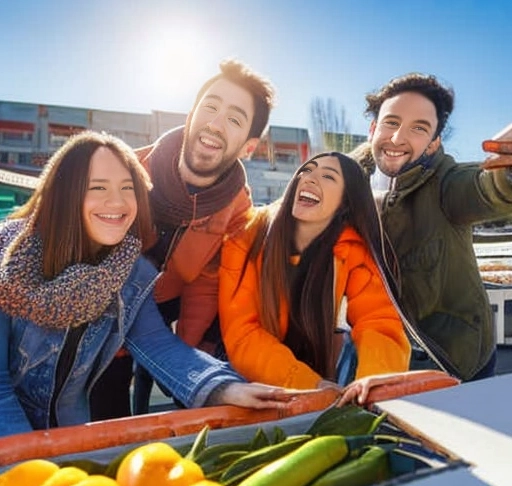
top-left (0, 219), bottom-right (141, 328)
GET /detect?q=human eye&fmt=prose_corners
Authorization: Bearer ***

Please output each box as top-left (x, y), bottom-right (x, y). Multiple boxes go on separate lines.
top-left (88, 185), bottom-right (105, 191)
top-left (203, 103), bottom-right (217, 113)
top-left (122, 184), bottom-right (135, 191)
top-left (298, 166), bottom-right (312, 176)
top-left (323, 173), bottom-right (335, 181)
top-left (413, 125), bottom-right (429, 134)
top-left (382, 119), bottom-right (398, 128)
top-left (229, 116), bottom-right (241, 127)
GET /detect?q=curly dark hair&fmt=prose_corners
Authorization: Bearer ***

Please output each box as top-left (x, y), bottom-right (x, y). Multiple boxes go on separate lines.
top-left (365, 73), bottom-right (454, 139)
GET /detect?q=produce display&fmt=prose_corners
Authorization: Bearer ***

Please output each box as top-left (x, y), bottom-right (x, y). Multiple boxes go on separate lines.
top-left (0, 405), bottom-right (452, 486)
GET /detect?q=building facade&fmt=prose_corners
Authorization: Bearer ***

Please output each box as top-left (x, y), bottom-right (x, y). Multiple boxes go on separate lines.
top-left (0, 99), bottom-right (368, 208)
top-left (0, 100), bottom-right (188, 171)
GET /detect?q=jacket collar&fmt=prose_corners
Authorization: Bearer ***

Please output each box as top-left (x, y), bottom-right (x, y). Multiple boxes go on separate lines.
top-left (391, 147), bottom-right (445, 192)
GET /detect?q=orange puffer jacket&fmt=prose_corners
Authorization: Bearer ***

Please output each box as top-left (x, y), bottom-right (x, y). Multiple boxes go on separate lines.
top-left (219, 224), bottom-right (411, 389)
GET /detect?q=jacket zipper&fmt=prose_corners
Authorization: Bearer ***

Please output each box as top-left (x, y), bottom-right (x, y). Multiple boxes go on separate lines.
top-left (160, 193), bottom-right (198, 270)
top-left (381, 178), bottom-right (452, 375)
top-left (374, 251), bottom-right (451, 375)
top-left (160, 224), bottom-right (186, 271)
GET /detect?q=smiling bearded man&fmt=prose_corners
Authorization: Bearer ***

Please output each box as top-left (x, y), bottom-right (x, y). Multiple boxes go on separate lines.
top-left (90, 59), bottom-right (276, 419)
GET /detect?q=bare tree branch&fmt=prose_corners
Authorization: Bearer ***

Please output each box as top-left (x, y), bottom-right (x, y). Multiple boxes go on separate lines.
top-left (309, 97), bottom-right (351, 152)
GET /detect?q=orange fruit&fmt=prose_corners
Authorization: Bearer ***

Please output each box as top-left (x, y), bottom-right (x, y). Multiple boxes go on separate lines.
top-left (191, 481), bottom-right (222, 486)
top-left (73, 476), bottom-right (119, 486)
top-left (167, 458), bottom-right (204, 486)
top-left (40, 466), bottom-right (89, 486)
top-left (0, 459), bottom-right (59, 486)
top-left (116, 442), bottom-right (182, 486)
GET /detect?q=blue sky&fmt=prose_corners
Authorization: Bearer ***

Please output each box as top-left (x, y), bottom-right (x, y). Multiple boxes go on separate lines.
top-left (1, 0), bottom-right (511, 161)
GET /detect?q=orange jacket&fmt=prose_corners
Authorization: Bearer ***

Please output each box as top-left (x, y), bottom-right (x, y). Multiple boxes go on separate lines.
top-left (135, 142), bottom-right (252, 349)
top-left (219, 224), bottom-right (411, 389)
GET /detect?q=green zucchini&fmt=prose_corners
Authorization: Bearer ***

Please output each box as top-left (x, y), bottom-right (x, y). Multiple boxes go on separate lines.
top-left (220, 434), bottom-right (312, 485)
top-left (309, 445), bottom-right (391, 486)
top-left (237, 435), bottom-right (351, 486)
top-left (307, 405), bottom-right (386, 436)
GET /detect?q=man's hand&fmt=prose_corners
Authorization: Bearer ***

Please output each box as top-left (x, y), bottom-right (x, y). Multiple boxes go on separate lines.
top-left (481, 153), bottom-right (512, 169)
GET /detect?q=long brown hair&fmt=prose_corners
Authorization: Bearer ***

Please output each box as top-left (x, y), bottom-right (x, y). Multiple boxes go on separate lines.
top-left (241, 152), bottom-right (397, 377)
top-left (8, 131), bottom-right (153, 279)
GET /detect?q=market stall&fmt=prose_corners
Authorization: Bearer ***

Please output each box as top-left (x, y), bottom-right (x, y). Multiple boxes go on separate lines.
top-left (8, 370), bottom-right (508, 486)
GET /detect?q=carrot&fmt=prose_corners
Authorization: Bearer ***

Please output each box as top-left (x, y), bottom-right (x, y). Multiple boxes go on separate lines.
top-left (364, 370), bottom-right (460, 404)
top-left (0, 389), bottom-right (340, 466)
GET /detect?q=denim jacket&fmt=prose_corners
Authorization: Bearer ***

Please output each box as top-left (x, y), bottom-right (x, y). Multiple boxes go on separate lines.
top-left (0, 256), bottom-right (243, 437)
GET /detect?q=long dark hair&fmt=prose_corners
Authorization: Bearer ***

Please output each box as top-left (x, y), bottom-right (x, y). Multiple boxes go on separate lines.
top-left (242, 152), bottom-right (398, 377)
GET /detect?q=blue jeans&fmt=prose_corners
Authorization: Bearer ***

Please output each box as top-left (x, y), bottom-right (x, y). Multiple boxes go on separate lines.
top-left (335, 332), bottom-right (357, 386)
top-left (132, 363), bottom-right (155, 415)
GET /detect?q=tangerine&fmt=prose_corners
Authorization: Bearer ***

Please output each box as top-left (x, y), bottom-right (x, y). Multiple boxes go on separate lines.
top-left (167, 458), bottom-right (204, 486)
top-left (191, 481), bottom-right (223, 486)
top-left (0, 459), bottom-right (59, 486)
top-left (116, 442), bottom-right (182, 486)
top-left (73, 476), bottom-right (119, 486)
top-left (40, 466), bottom-right (89, 486)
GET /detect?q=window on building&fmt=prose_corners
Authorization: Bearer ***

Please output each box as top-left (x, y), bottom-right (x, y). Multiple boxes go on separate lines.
top-left (48, 124), bottom-right (85, 147)
top-left (0, 121), bottom-right (34, 147)
top-left (18, 153), bottom-right (32, 166)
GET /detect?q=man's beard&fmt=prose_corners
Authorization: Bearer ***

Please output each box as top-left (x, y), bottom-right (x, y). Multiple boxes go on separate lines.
top-left (183, 147), bottom-right (234, 179)
top-left (183, 126), bottom-right (236, 180)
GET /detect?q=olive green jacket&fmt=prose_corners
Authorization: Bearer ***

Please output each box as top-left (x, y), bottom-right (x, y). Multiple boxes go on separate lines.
top-left (358, 146), bottom-right (512, 381)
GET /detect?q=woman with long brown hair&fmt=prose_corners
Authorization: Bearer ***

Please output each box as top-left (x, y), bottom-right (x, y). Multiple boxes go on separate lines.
top-left (0, 131), bottom-right (288, 437)
top-left (219, 152), bottom-right (411, 389)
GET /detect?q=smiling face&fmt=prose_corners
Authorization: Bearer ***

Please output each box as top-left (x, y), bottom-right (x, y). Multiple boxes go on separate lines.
top-left (181, 77), bottom-right (258, 186)
top-left (292, 155), bottom-right (344, 241)
top-left (82, 146), bottom-right (137, 255)
top-left (369, 91), bottom-right (440, 177)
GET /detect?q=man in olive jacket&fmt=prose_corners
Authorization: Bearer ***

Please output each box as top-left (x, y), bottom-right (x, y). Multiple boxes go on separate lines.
top-left (350, 73), bottom-right (512, 381)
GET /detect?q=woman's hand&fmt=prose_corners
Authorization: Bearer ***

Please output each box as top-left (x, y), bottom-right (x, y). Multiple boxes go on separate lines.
top-left (207, 382), bottom-right (293, 409)
top-left (337, 370), bottom-right (460, 407)
top-left (337, 373), bottom-right (399, 406)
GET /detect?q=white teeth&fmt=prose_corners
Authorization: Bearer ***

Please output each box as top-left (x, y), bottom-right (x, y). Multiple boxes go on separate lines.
top-left (299, 190), bottom-right (320, 202)
top-left (385, 150), bottom-right (406, 157)
top-left (201, 137), bottom-right (221, 148)
top-left (98, 214), bottom-right (123, 219)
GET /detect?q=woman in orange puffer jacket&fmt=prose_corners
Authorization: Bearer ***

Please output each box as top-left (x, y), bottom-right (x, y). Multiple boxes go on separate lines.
top-left (219, 152), bottom-right (411, 390)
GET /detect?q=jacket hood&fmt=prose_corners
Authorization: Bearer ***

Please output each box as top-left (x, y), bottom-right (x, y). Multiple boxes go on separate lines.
top-left (332, 226), bottom-right (364, 259)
